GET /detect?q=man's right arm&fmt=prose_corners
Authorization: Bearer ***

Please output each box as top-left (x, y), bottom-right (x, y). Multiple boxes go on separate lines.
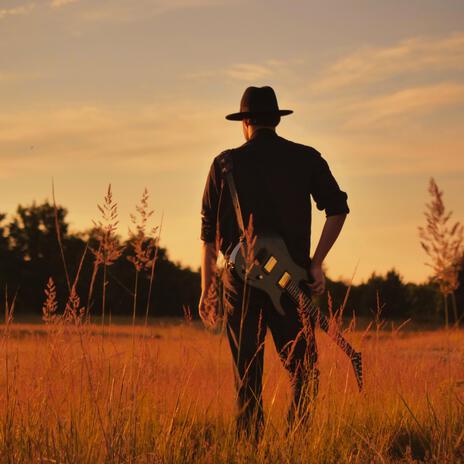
top-left (199, 241), bottom-right (218, 325)
top-left (199, 159), bottom-right (221, 325)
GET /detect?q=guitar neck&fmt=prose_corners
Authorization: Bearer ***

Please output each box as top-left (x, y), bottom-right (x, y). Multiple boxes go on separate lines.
top-left (285, 280), bottom-right (323, 324)
top-left (284, 279), bottom-right (356, 359)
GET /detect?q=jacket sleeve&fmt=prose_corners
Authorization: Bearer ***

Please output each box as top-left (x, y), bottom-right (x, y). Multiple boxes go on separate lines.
top-left (310, 153), bottom-right (350, 217)
top-left (200, 158), bottom-right (221, 243)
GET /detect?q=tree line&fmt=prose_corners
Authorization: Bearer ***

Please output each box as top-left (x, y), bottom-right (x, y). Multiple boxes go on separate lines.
top-left (0, 201), bottom-right (200, 320)
top-left (0, 200), bottom-right (462, 325)
top-left (323, 270), bottom-right (463, 325)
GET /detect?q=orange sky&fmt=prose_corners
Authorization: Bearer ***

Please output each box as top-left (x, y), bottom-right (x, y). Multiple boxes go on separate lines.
top-left (1, 0), bottom-right (463, 283)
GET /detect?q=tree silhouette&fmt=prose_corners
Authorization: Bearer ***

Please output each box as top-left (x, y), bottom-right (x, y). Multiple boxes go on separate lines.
top-left (8, 202), bottom-right (68, 263)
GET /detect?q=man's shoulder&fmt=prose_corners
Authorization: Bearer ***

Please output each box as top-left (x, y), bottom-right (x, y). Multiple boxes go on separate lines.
top-left (209, 149), bottom-right (236, 174)
top-left (211, 135), bottom-right (324, 164)
top-left (213, 148), bottom-right (235, 163)
top-left (277, 135), bottom-right (323, 159)
top-left (206, 148), bottom-right (239, 181)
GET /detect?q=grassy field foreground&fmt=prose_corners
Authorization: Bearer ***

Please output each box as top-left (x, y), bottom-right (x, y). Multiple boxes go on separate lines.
top-left (0, 320), bottom-right (463, 463)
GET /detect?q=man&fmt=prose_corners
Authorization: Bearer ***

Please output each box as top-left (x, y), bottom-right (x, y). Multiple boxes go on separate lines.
top-left (199, 86), bottom-right (349, 437)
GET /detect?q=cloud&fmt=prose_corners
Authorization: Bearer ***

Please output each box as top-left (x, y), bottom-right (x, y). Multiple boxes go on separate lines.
top-left (0, 70), bottom-right (45, 83)
top-left (340, 82), bottom-right (464, 129)
top-left (78, 0), bottom-right (226, 23)
top-left (50, 0), bottom-right (78, 7)
top-left (0, 101), bottom-right (232, 179)
top-left (185, 58), bottom-right (301, 84)
top-left (184, 63), bottom-right (274, 82)
top-left (0, 3), bottom-right (35, 20)
top-left (313, 32), bottom-right (464, 93)
top-left (224, 63), bottom-right (272, 82)
top-left (302, 32), bottom-right (464, 136)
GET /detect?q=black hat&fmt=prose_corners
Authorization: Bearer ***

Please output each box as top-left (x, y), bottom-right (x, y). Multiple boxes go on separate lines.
top-left (225, 86), bottom-right (293, 121)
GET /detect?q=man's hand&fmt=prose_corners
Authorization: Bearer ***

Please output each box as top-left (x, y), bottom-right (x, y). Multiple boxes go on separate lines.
top-left (198, 286), bottom-right (218, 329)
top-left (199, 241), bottom-right (219, 328)
top-left (308, 262), bottom-right (326, 295)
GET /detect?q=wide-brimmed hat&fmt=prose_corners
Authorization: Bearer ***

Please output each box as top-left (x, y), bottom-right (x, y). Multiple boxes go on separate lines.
top-left (225, 86), bottom-right (293, 121)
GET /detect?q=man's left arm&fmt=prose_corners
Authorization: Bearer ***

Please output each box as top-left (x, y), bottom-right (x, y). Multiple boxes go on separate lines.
top-left (309, 214), bottom-right (346, 295)
top-left (309, 154), bottom-right (350, 295)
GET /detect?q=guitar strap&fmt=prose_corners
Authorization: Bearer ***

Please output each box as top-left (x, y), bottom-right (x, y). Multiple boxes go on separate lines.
top-left (219, 152), bottom-right (247, 239)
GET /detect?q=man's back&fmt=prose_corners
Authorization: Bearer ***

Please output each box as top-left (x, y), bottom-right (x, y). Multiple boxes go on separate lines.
top-left (199, 86), bottom-right (350, 436)
top-left (201, 127), bottom-right (349, 268)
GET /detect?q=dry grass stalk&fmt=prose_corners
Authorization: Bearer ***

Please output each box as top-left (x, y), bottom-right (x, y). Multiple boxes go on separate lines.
top-left (42, 277), bottom-right (58, 324)
top-left (52, 179), bottom-right (71, 293)
top-left (91, 184), bottom-right (124, 325)
top-left (418, 178), bottom-right (464, 326)
top-left (182, 305), bottom-right (193, 324)
top-left (92, 184), bottom-right (124, 268)
top-left (296, 296), bottom-right (314, 343)
top-left (200, 215), bottom-right (226, 330)
top-left (234, 215), bottom-right (256, 377)
top-left (127, 188), bottom-right (159, 327)
top-left (127, 188), bottom-right (158, 273)
top-left (3, 288), bottom-right (15, 327)
top-left (63, 242), bottom-right (90, 326)
top-left (145, 212), bottom-right (163, 326)
top-left (201, 284), bottom-right (220, 330)
top-left (242, 214), bottom-right (257, 275)
top-left (63, 287), bottom-right (86, 325)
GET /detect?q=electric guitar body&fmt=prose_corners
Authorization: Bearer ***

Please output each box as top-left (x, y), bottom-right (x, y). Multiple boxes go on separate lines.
top-left (229, 233), bottom-right (364, 391)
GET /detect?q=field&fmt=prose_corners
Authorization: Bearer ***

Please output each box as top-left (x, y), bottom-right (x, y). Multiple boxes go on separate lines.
top-left (0, 319), bottom-right (463, 463)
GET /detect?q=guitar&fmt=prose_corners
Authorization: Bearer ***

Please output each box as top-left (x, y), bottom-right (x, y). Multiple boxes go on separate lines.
top-left (228, 234), bottom-right (363, 391)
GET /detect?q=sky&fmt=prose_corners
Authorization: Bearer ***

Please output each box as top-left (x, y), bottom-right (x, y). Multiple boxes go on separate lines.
top-left (1, 0), bottom-right (463, 283)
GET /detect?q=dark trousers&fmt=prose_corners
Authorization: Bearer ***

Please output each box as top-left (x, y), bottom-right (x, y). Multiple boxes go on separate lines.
top-left (223, 271), bottom-right (319, 438)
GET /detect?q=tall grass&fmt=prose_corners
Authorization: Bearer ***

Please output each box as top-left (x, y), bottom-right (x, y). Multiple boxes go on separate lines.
top-left (0, 185), bottom-right (462, 463)
top-left (419, 177), bottom-right (464, 327)
top-left (0, 319), bottom-right (463, 463)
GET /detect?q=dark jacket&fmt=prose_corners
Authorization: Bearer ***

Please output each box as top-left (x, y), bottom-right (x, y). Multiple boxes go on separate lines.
top-left (201, 128), bottom-right (349, 268)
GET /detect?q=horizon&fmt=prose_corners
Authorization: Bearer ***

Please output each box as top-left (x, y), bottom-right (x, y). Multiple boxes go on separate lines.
top-left (1, 0), bottom-right (464, 284)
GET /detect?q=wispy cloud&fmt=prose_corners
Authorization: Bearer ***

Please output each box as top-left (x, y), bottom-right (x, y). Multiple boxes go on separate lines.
top-left (0, 70), bottom-right (45, 83)
top-left (50, 0), bottom-right (78, 7)
top-left (303, 32), bottom-right (464, 134)
top-left (0, 3), bottom-right (35, 20)
top-left (0, 101), bottom-right (230, 178)
top-left (224, 63), bottom-right (272, 82)
top-left (185, 58), bottom-right (301, 83)
top-left (78, 0), bottom-right (226, 23)
top-left (341, 82), bottom-right (464, 129)
top-left (313, 32), bottom-right (464, 93)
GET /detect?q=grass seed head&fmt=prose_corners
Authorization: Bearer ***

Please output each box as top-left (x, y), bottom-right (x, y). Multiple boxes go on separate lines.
top-left (418, 177), bottom-right (464, 295)
top-left (42, 277), bottom-right (58, 324)
top-left (127, 188), bottom-right (159, 272)
top-left (91, 184), bottom-right (124, 267)
top-left (63, 286), bottom-right (85, 325)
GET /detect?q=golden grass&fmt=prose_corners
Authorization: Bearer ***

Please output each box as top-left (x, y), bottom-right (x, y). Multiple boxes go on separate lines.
top-left (0, 321), bottom-right (463, 463)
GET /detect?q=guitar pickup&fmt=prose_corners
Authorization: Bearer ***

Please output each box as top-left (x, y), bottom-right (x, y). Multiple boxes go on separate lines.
top-left (263, 256), bottom-right (277, 273)
top-left (278, 272), bottom-right (291, 289)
